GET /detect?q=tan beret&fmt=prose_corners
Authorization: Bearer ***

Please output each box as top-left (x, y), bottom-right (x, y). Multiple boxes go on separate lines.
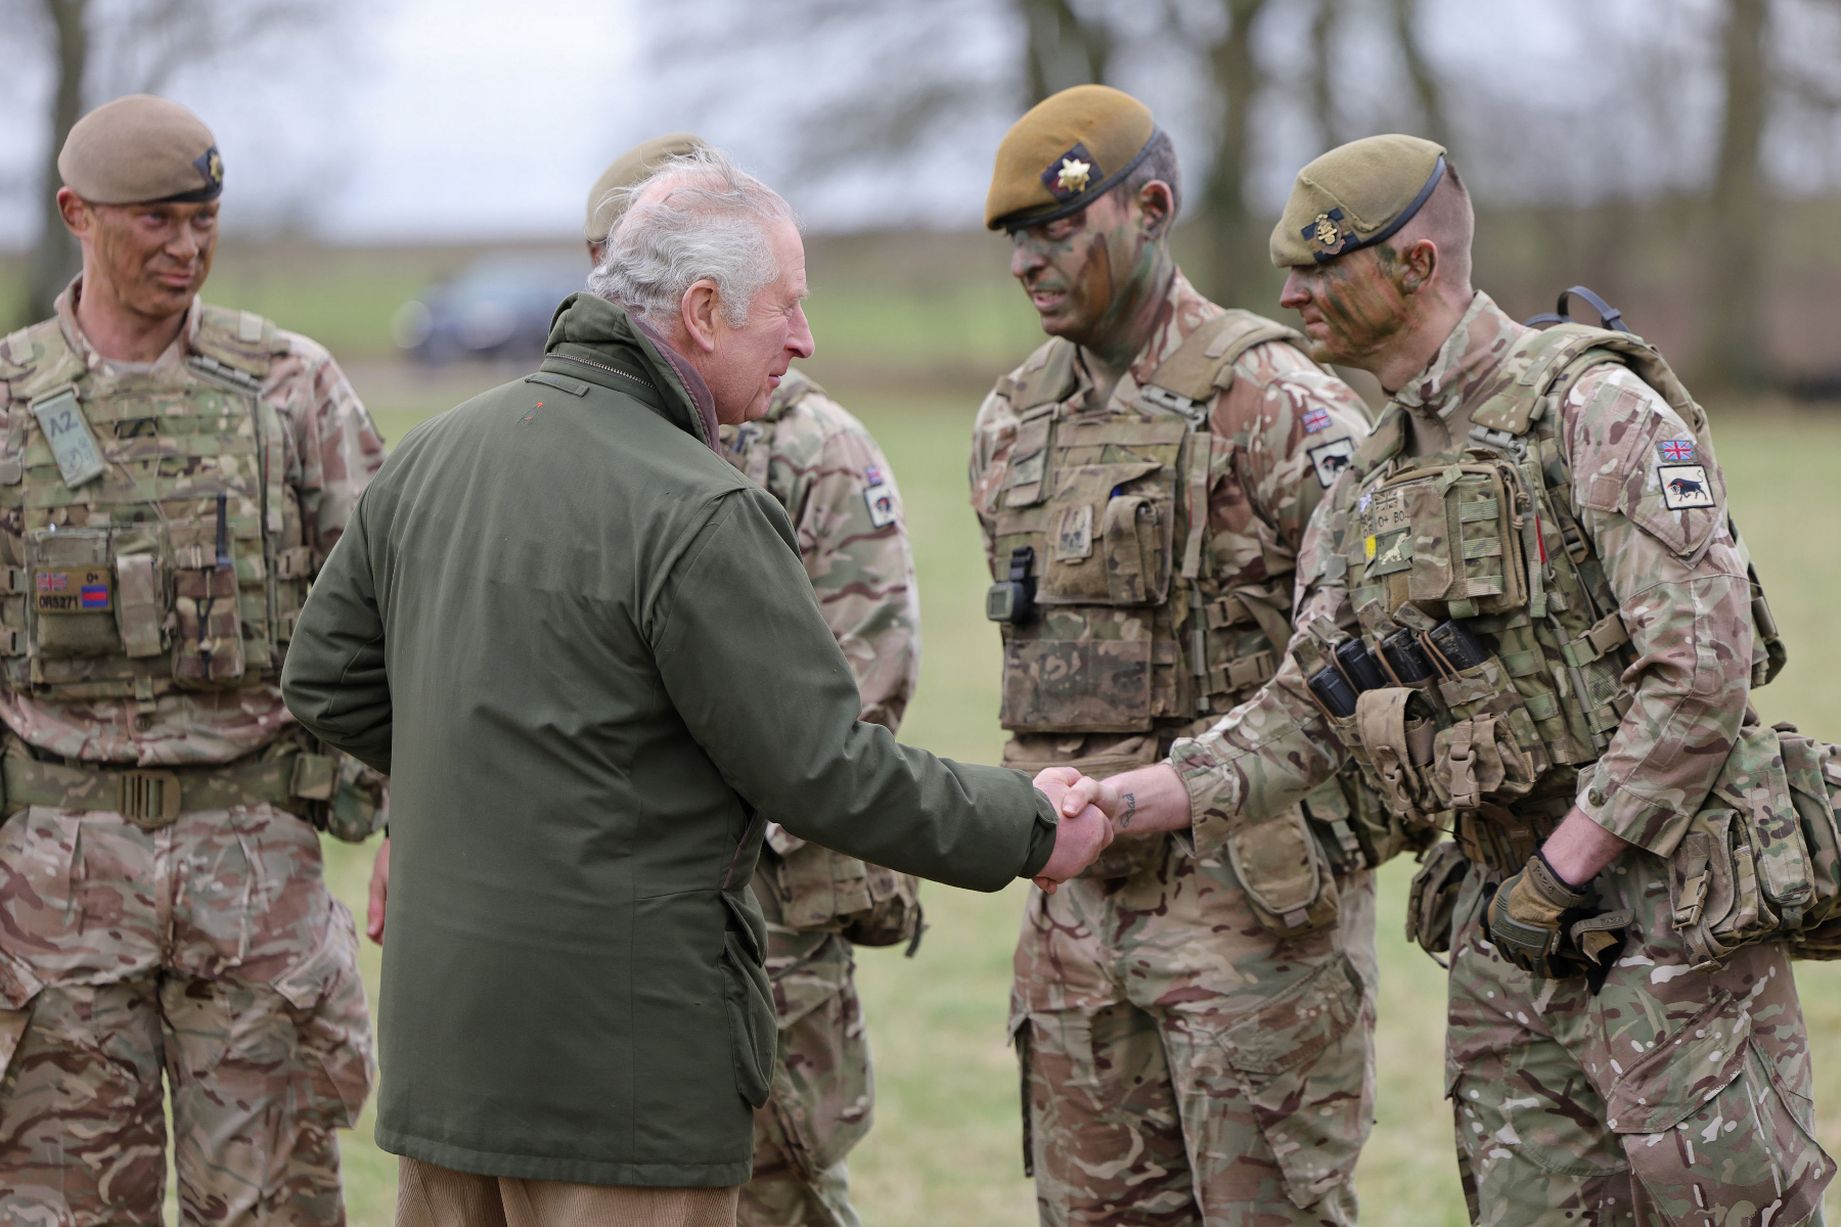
top-left (1269, 134), bottom-right (1447, 267)
top-left (985, 85), bottom-right (1159, 231)
top-left (584, 132), bottom-right (708, 243)
top-left (58, 94), bottom-right (222, 205)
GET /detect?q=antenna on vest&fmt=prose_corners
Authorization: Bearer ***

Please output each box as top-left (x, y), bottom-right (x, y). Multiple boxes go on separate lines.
top-left (1524, 286), bottom-right (1630, 333)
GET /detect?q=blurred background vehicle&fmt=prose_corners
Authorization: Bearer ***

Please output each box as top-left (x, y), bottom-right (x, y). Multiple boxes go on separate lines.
top-left (390, 253), bottom-right (584, 365)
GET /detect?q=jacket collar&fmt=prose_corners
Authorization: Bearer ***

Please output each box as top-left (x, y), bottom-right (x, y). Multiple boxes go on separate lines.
top-left (541, 292), bottom-right (721, 452)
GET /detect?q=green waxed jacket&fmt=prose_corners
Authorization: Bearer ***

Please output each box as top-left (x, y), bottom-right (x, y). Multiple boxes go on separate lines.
top-left (282, 293), bottom-right (1056, 1187)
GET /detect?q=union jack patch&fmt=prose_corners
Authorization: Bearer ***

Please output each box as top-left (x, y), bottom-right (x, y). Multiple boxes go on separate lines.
top-left (1302, 407), bottom-right (1332, 435)
top-left (1657, 439), bottom-right (1695, 463)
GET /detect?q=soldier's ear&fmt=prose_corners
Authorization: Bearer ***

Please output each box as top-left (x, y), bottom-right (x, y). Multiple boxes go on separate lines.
top-left (56, 188), bottom-right (92, 239)
top-left (1135, 180), bottom-right (1173, 239)
top-left (1396, 238), bottom-right (1438, 295)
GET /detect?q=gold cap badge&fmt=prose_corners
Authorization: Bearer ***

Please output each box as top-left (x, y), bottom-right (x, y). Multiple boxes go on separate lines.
top-left (1056, 157), bottom-right (1092, 194)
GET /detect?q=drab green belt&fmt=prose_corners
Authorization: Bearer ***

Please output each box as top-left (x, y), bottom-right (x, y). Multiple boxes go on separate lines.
top-left (2, 750), bottom-right (336, 829)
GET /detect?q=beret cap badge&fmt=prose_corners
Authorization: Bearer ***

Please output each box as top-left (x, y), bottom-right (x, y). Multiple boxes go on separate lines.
top-left (1307, 208), bottom-right (1345, 252)
top-left (1055, 157), bottom-right (1092, 195)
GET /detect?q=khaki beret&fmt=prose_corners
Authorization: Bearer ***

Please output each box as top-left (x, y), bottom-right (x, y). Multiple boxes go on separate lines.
top-left (1269, 134), bottom-right (1447, 267)
top-left (985, 85), bottom-right (1160, 232)
top-left (58, 94), bottom-right (222, 205)
top-left (584, 132), bottom-right (708, 243)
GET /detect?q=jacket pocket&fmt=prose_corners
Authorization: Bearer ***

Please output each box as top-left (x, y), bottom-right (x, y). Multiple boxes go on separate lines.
top-left (1607, 996), bottom-right (1833, 1226)
top-left (1215, 953), bottom-right (1372, 1209)
top-left (271, 902), bottom-right (374, 1129)
top-left (719, 894), bottom-right (775, 1109)
top-left (0, 947), bottom-right (45, 1084)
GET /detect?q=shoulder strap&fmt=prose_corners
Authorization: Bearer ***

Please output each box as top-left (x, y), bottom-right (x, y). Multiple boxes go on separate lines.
top-left (1000, 337), bottom-right (1079, 412)
top-left (190, 304), bottom-right (285, 388)
top-left (1144, 309), bottom-right (1304, 405)
top-left (3, 318), bottom-right (87, 404)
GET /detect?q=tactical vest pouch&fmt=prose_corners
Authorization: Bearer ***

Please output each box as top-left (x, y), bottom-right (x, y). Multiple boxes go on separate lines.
top-left (25, 527), bottom-right (118, 659)
top-left (1352, 687), bottom-right (1439, 831)
top-left (1667, 722), bottom-right (1817, 967)
top-left (1362, 462), bottom-right (1529, 620)
top-left (1431, 655), bottom-right (1552, 785)
top-left (1038, 459), bottom-right (1175, 607)
top-left (170, 515), bottom-right (246, 686)
top-left (1000, 609), bottom-right (1157, 733)
top-left (1429, 714), bottom-right (1540, 812)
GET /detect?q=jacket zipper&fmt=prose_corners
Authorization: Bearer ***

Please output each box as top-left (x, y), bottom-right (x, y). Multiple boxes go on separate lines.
top-left (551, 352), bottom-right (652, 387)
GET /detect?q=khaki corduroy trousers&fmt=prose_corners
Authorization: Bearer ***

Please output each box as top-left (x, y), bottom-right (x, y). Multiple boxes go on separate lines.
top-left (395, 1156), bottom-right (741, 1227)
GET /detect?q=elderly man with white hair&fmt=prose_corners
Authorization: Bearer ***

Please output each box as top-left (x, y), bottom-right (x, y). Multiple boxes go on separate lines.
top-left (282, 148), bottom-right (1114, 1227)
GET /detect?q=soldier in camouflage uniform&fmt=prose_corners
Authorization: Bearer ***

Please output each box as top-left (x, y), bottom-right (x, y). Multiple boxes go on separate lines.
top-left (1069, 135), bottom-right (1832, 1225)
top-left (596, 138), bottom-right (925, 1227)
top-left (974, 86), bottom-right (1385, 1225)
top-left (0, 96), bottom-right (385, 1225)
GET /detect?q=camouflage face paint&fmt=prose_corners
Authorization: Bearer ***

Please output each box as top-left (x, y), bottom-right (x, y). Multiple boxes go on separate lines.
top-left (1008, 189), bottom-right (1170, 363)
top-left (1279, 246), bottom-right (1411, 371)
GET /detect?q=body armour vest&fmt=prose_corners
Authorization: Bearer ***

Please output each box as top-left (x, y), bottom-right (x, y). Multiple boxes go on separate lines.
top-left (986, 310), bottom-right (1308, 738)
top-left (1306, 323), bottom-right (1785, 833)
top-left (0, 307), bottom-right (310, 713)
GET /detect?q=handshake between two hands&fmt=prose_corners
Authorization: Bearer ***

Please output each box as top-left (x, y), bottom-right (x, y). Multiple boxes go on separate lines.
top-left (1028, 765), bottom-right (1179, 892)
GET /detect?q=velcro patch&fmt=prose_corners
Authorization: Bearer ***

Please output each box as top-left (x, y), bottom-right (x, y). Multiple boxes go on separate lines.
top-left (1054, 503), bottom-right (1094, 561)
top-left (1657, 463), bottom-right (1716, 510)
top-left (863, 481), bottom-right (898, 529)
top-left (1656, 438), bottom-right (1695, 463)
top-left (1302, 407), bottom-right (1332, 434)
top-left (35, 567), bottom-right (111, 614)
top-left (1308, 438), bottom-right (1356, 488)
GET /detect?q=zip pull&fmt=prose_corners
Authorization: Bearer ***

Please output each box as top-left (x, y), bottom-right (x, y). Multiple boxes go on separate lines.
top-left (214, 492), bottom-right (231, 570)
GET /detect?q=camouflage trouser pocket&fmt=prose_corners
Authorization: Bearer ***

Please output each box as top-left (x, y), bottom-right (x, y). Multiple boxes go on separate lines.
top-left (761, 983), bottom-right (871, 1178)
top-left (1606, 996), bottom-right (1833, 1225)
top-left (1216, 953), bottom-right (1372, 1210)
top-left (1224, 803), bottom-right (1340, 936)
top-left (0, 948), bottom-right (44, 1088)
top-left (1404, 840), bottom-right (1470, 957)
top-left (271, 903), bottom-right (373, 1129)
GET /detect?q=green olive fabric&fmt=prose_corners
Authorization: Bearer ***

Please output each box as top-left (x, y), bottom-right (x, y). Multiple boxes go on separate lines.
top-left (282, 291), bottom-right (1056, 1187)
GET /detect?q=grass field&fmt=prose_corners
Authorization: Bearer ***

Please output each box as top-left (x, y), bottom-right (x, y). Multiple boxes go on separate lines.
top-left (283, 361), bottom-right (1841, 1227)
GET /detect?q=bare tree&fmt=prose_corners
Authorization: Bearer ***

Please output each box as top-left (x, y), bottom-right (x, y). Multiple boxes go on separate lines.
top-left (1390, 0), bottom-right (1448, 146)
top-left (1701, 0), bottom-right (1771, 389)
top-left (1195, 0), bottom-right (1272, 308)
top-left (1022, 0), bottom-right (1113, 102)
top-left (1309, 0), bottom-right (1343, 150)
top-left (20, 0), bottom-right (88, 330)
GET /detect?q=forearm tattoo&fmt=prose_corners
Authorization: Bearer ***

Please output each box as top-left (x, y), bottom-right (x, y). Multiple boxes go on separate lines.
top-left (1119, 791), bottom-right (1137, 829)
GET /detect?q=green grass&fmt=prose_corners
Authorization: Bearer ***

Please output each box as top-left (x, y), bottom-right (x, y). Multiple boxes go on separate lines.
top-left (295, 371), bottom-right (1841, 1226)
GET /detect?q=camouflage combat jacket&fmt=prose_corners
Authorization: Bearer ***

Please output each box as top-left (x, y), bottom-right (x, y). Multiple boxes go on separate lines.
top-left (972, 272), bottom-right (1378, 879)
top-left (1172, 292), bottom-right (1769, 871)
top-left (720, 370), bottom-right (922, 945)
top-left (0, 283), bottom-right (384, 768)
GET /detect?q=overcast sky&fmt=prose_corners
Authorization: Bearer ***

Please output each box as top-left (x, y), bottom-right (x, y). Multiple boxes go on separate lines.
top-left (1, 0), bottom-right (1836, 249)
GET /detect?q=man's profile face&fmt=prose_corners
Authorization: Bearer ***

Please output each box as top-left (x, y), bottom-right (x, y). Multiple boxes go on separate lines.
top-left (1278, 246), bottom-right (1409, 371)
top-left (68, 196), bottom-right (219, 322)
top-left (1007, 190), bottom-right (1139, 348)
top-left (707, 217), bottom-right (814, 425)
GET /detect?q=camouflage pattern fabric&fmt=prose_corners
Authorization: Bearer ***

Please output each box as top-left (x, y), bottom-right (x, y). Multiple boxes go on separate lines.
top-left (1170, 292), bottom-right (1832, 1224)
top-left (719, 371), bottom-right (919, 1227)
top-left (972, 272), bottom-right (1381, 1223)
top-left (1444, 855), bottom-right (1826, 1226)
top-left (1012, 841), bottom-right (1377, 1225)
top-left (0, 803), bottom-right (374, 1225)
top-left (0, 283), bottom-right (385, 1226)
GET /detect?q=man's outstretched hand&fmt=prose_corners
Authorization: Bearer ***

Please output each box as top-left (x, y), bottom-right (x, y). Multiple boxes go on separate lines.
top-left (1031, 767), bottom-right (1115, 892)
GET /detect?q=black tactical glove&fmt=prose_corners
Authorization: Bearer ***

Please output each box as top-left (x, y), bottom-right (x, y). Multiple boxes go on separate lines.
top-left (1486, 851), bottom-right (1589, 976)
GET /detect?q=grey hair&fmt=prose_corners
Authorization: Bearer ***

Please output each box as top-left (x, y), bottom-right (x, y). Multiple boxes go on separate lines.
top-left (586, 147), bottom-right (796, 331)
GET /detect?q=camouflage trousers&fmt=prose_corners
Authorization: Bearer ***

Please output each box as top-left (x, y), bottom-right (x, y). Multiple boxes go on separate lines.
top-left (1011, 834), bottom-right (1378, 1226)
top-left (739, 879), bottom-right (870, 1227)
top-left (1445, 853), bottom-right (1832, 1226)
top-left (0, 800), bottom-right (374, 1226)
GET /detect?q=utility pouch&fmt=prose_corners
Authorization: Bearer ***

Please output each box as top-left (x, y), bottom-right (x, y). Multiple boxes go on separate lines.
top-left (1430, 713), bottom-right (1539, 812)
top-left (1779, 727), bottom-right (1841, 940)
top-left (1225, 801), bottom-right (1341, 936)
top-left (1360, 461), bottom-right (1530, 620)
top-left (838, 866), bottom-right (925, 951)
top-left (1354, 687), bottom-right (1439, 832)
top-left (1003, 740), bottom-right (1167, 881)
top-left (26, 527), bottom-right (118, 658)
top-left (171, 508), bottom-right (246, 686)
top-left (1431, 655), bottom-right (1552, 786)
top-left (1038, 458), bottom-right (1174, 606)
top-left (1405, 840), bottom-right (1470, 957)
